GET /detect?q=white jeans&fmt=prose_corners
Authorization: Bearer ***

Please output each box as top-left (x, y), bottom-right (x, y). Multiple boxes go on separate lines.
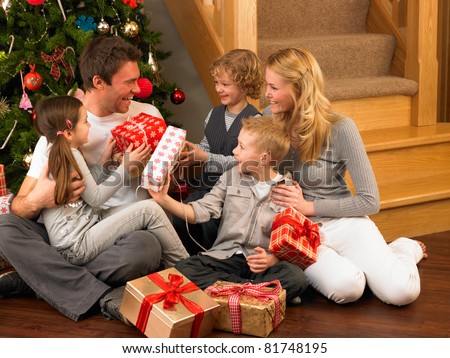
top-left (304, 216), bottom-right (422, 306)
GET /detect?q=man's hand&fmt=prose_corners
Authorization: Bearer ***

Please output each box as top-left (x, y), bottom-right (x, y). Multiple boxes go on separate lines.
top-left (67, 171), bottom-right (85, 204)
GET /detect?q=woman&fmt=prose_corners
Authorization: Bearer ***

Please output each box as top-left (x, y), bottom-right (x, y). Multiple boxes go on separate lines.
top-left (265, 47), bottom-right (426, 306)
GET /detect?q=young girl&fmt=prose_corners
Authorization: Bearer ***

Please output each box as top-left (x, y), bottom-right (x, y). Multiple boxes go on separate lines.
top-left (174, 49), bottom-right (264, 254)
top-left (35, 95), bottom-right (188, 266)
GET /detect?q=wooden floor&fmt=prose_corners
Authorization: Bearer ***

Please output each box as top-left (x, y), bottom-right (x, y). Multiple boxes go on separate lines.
top-left (0, 231), bottom-right (449, 338)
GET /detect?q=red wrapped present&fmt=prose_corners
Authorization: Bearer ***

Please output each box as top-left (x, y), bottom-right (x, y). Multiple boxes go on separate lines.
top-left (119, 267), bottom-right (219, 338)
top-left (0, 164), bottom-right (7, 196)
top-left (0, 192), bottom-right (14, 215)
top-left (110, 113), bottom-right (167, 153)
top-left (141, 125), bottom-right (186, 191)
top-left (269, 207), bottom-right (321, 269)
top-left (205, 280), bottom-right (286, 337)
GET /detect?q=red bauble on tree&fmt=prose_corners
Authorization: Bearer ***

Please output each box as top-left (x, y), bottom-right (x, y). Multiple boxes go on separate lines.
top-left (24, 64), bottom-right (42, 91)
top-left (170, 88), bottom-right (185, 105)
top-left (26, 0), bottom-right (46, 5)
top-left (135, 78), bottom-right (153, 99)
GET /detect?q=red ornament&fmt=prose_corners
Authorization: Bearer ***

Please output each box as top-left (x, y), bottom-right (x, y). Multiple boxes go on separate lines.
top-left (24, 64), bottom-right (42, 91)
top-left (27, 0), bottom-right (46, 5)
top-left (170, 88), bottom-right (185, 105)
top-left (135, 78), bottom-right (153, 99)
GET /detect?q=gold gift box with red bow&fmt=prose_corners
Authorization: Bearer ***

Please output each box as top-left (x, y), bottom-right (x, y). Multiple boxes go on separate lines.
top-left (119, 267), bottom-right (219, 338)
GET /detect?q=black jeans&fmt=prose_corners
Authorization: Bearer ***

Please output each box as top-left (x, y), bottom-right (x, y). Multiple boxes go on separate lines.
top-left (175, 253), bottom-right (308, 302)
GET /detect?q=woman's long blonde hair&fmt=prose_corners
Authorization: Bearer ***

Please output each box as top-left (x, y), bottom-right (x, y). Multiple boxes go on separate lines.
top-left (34, 96), bottom-right (83, 205)
top-left (266, 48), bottom-right (339, 162)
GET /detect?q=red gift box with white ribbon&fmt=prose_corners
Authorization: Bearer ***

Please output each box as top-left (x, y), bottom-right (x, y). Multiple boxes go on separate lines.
top-left (269, 207), bottom-right (321, 269)
top-left (141, 125), bottom-right (186, 191)
top-left (110, 113), bottom-right (167, 153)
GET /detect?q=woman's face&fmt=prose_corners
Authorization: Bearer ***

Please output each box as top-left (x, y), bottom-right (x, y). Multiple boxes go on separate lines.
top-left (264, 67), bottom-right (295, 114)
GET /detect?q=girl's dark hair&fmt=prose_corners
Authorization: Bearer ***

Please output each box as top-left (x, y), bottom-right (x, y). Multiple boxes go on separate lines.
top-left (34, 95), bottom-right (83, 205)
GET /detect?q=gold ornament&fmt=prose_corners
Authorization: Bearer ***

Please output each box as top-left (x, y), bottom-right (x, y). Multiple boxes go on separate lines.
top-left (97, 18), bottom-right (110, 34)
top-left (23, 149), bottom-right (33, 168)
top-left (122, 20), bottom-right (139, 38)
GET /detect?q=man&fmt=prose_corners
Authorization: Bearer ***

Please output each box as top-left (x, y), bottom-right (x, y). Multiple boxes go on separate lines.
top-left (0, 37), bottom-right (167, 323)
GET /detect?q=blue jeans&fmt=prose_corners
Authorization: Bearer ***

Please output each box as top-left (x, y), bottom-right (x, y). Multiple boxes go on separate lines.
top-left (59, 200), bottom-right (189, 267)
top-left (0, 213), bottom-right (163, 321)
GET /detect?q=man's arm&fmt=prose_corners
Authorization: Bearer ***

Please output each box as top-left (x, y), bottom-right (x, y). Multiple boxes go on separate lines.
top-left (11, 163), bottom-right (85, 220)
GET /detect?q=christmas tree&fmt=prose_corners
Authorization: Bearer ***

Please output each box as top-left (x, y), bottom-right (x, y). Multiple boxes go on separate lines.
top-left (0, 0), bottom-right (179, 193)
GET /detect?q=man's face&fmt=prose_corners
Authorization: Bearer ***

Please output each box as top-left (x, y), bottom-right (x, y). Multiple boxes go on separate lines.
top-left (101, 61), bottom-right (141, 115)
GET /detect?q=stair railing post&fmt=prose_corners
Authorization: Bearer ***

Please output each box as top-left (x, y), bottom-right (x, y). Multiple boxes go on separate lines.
top-left (405, 0), bottom-right (439, 126)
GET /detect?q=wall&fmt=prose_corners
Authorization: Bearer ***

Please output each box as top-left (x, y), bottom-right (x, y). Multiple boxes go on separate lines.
top-left (144, 0), bottom-right (212, 142)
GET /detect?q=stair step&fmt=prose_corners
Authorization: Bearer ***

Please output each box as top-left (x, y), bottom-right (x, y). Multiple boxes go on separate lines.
top-left (326, 76), bottom-right (418, 101)
top-left (378, 173), bottom-right (450, 209)
top-left (331, 96), bottom-right (412, 131)
top-left (258, 0), bottom-right (370, 38)
top-left (360, 123), bottom-right (450, 152)
top-left (259, 33), bottom-right (395, 80)
top-left (349, 123), bottom-right (450, 209)
top-left (371, 198), bottom-right (450, 241)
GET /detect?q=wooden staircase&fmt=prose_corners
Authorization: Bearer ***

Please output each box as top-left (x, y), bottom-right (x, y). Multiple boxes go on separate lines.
top-left (165, 0), bottom-right (450, 241)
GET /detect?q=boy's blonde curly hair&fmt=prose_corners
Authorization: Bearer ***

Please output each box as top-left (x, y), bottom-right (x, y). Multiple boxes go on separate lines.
top-left (209, 49), bottom-right (264, 100)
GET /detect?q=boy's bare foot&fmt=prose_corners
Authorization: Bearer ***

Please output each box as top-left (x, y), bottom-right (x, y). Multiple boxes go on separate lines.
top-left (416, 240), bottom-right (428, 259)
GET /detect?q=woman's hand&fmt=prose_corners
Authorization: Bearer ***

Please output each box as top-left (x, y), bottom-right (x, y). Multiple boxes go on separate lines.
top-left (271, 181), bottom-right (315, 216)
top-left (246, 247), bottom-right (279, 273)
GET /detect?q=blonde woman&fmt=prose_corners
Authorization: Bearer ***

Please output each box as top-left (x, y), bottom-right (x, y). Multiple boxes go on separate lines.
top-left (265, 47), bottom-right (426, 306)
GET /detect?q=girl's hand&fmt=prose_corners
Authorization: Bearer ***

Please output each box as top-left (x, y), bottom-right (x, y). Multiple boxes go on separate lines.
top-left (123, 143), bottom-right (152, 176)
top-left (99, 137), bottom-right (116, 165)
top-left (271, 181), bottom-right (315, 216)
top-left (179, 140), bottom-right (208, 166)
top-left (246, 247), bottom-right (279, 273)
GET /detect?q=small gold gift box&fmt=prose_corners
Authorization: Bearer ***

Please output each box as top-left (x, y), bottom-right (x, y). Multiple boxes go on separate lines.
top-left (205, 280), bottom-right (286, 337)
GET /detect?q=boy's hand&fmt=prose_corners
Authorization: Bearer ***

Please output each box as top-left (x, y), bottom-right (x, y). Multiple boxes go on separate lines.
top-left (246, 247), bottom-right (279, 273)
top-left (148, 171), bottom-right (171, 203)
top-left (179, 140), bottom-right (208, 166)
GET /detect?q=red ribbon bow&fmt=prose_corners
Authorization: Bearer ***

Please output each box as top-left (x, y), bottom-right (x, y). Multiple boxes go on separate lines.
top-left (136, 272), bottom-right (204, 337)
top-left (272, 212), bottom-right (321, 250)
top-left (206, 280), bottom-right (282, 335)
top-left (40, 46), bottom-right (74, 84)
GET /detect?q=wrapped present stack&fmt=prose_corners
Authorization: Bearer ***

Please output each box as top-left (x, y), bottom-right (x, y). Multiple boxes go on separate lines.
top-left (269, 207), bottom-right (321, 269)
top-left (141, 125), bottom-right (186, 192)
top-left (0, 164), bottom-right (14, 215)
top-left (205, 280), bottom-right (286, 337)
top-left (110, 113), bottom-right (167, 153)
top-left (120, 267), bottom-right (219, 338)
